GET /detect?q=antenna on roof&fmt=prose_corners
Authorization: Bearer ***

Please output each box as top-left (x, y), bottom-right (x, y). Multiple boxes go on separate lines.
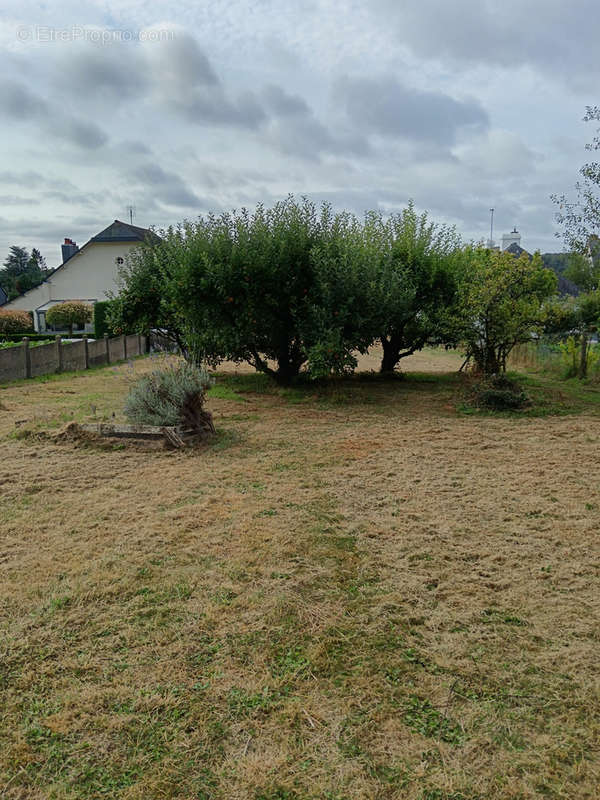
top-left (127, 204), bottom-right (136, 225)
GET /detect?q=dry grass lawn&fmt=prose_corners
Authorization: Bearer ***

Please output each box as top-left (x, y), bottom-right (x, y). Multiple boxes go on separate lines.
top-left (1, 349), bottom-right (600, 799)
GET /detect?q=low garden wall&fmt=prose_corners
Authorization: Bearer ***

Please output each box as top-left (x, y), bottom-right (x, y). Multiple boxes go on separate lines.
top-left (0, 334), bottom-right (148, 383)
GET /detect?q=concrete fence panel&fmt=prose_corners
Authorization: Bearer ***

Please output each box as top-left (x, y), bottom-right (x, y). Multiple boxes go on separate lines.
top-left (0, 332), bottom-right (148, 383)
top-left (29, 341), bottom-right (60, 378)
top-left (62, 339), bottom-right (87, 373)
top-left (0, 343), bottom-right (28, 382)
top-left (88, 339), bottom-right (108, 367)
top-left (126, 334), bottom-right (140, 358)
top-left (109, 335), bottom-right (126, 363)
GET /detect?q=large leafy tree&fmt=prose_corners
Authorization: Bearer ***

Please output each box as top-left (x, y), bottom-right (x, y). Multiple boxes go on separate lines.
top-left (0, 245), bottom-right (49, 300)
top-left (456, 248), bottom-right (557, 374)
top-left (177, 198), bottom-right (335, 382)
top-left (374, 204), bottom-right (461, 373)
top-left (109, 198), bottom-right (463, 382)
top-left (113, 198), bottom-right (375, 382)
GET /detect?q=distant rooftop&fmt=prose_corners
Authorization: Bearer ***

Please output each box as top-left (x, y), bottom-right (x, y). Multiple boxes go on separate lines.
top-left (91, 220), bottom-right (159, 244)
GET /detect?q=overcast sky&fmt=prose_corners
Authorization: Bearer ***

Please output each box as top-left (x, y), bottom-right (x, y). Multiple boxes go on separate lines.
top-left (0, 0), bottom-right (597, 267)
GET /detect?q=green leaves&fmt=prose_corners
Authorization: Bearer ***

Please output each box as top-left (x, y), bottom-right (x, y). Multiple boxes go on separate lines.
top-left (455, 248), bottom-right (557, 374)
top-left (46, 302), bottom-right (93, 334)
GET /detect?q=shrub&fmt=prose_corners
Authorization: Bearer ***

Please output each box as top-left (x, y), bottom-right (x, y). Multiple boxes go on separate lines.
top-left (93, 300), bottom-right (114, 339)
top-left (558, 335), bottom-right (600, 379)
top-left (0, 309), bottom-right (34, 334)
top-left (124, 361), bottom-right (215, 435)
top-left (46, 301), bottom-right (93, 335)
top-left (471, 374), bottom-right (531, 411)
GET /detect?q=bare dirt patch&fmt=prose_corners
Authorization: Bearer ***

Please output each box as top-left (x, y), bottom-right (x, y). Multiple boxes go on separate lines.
top-left (1, 350), bottom-right (599, 799)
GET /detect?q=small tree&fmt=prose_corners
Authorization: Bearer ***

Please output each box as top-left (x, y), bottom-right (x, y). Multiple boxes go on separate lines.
top-left (0, 309), bottom-right (34, 334)
top-left (46, 302), bottom-right (93, 335)
top-left (115, 198), bottom-right (369, 383)
top-left (456, 248), bottom-right (557, 374)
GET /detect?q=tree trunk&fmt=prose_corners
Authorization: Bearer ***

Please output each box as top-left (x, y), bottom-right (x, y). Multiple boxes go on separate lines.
top-left (579, 332), bottom-right (589, 379)
top-left (380, 335), bottom-right (401, 373)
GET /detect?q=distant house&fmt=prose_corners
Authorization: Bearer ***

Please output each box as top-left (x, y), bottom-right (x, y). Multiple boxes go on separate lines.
top-left (490, 228), bottom-right (580, 297)
top-left (2, 220), bottom-right (157, 333)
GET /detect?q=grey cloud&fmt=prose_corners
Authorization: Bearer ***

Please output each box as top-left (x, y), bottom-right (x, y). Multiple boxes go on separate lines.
top-left (263, 85), bottom-right (311, 117)
top-left (334, 75), bottom-right (488, 145)
top-left (0, 80), bottom-right (108, 150)
top-left (270, 114), bottom-right (369, 160)
top-left (55, 117), bottom-right (108, 149)
top-left (120, 141), bottom-right (152, 155)
top-left (56, 46), bottom-right (148, 99)
top-left (374, 0), bottom-right (599, 84)
top-left (165, 84), bottom-right (265, 129)
top-left (0, 81), bottom-right (40, 120)
top-left (147, 36), bottom-right (265, 129)
top-left (0, 195), bottom-right (41, 205)
top-left (153, 34), bottom-right (219, 88)
top-left (262, 84), bottom-right (369, 160)
top-left (132, 163), bottom-right (202, 208)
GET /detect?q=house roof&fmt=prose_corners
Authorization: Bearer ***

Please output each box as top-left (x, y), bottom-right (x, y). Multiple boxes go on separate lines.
top-left (505, 242), bottom-right (527, 257)
top-left (91, 220), bottom-right (160, 244)
top-left (2, 220), bottom-right (158, 305)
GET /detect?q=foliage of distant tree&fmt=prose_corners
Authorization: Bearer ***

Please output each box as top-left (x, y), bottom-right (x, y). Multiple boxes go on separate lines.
top-left (453, 248), bottom-right (557, 374)
top-left (0, 245), bottom-right (51, 300)
top-left (0, 309), bottom-right (34, 334)
top-left (541, 252), bottom-right (571, 274)
top-left (46, 302), bottom-right (93, 336)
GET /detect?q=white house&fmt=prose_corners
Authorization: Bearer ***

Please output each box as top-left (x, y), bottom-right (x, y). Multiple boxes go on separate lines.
top-left (2, 220), bottom-right (156, 332)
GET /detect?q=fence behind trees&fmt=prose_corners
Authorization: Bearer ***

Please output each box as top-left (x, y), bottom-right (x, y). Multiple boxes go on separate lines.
top-left (0, 334), bottom-right (148, 383)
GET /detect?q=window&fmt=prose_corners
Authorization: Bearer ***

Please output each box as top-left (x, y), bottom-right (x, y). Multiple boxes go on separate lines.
top-left (115, 256), bottom-right (124, 265)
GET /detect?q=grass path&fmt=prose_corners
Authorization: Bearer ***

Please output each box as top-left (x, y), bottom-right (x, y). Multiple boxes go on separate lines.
top-left (1, 350), bottom-right (599, 799)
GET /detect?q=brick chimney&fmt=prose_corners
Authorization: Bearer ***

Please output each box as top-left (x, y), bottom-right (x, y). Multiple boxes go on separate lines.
top-left (61, 238), bottom-right (79, 262)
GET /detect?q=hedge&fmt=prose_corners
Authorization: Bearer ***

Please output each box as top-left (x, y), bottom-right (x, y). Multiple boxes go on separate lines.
top-left (94, 300), bottom-right (114, 339)
top-left (0, 333), bottom-right (92, 342)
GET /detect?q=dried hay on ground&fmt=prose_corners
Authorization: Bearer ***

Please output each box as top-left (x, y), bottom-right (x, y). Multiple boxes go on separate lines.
top-left (0, 348), bottom-right (599, 799)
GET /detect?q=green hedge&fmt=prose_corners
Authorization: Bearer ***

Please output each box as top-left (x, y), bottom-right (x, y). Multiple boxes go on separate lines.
top-left (94, 301), bottom-right (114, 339)
top-left (0, 333), bottom-right (92, 342)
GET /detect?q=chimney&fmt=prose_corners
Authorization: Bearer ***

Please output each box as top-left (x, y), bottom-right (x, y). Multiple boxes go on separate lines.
top-left (61, 237), bottom-right (79, 262)
top-left (501, 228), bottom-right (521, 251)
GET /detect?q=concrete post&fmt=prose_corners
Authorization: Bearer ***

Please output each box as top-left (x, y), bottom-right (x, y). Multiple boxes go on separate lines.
top-left (22, 338), bottom-right (31, 379)
top-left (123, 334), bottom-right (127, 360)
top-left (83, 335), bottom-right (89, 370)
top-left (55, 335), bottom-right (63, 373)
top-left (104, 334), bottom-right (110, 364)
